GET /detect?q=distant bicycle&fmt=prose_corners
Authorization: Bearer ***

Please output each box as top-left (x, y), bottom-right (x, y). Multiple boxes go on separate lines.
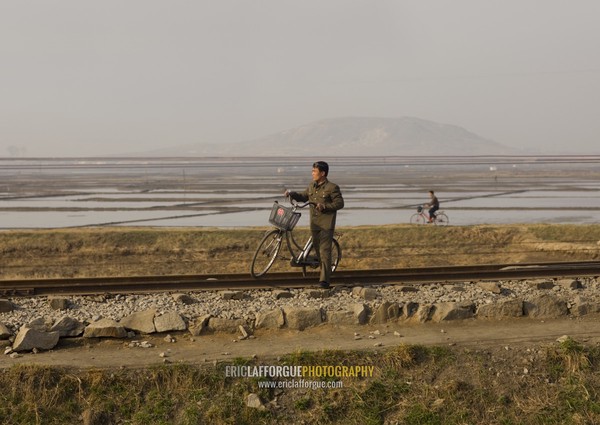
top-left (410, 205), bottom-right (449, 225)
top-left (250, 200), bottom-right (341, 278)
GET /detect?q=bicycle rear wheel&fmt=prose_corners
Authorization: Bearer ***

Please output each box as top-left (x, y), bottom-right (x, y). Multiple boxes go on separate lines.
top-left (435, 213), bottom-right (449, 226)
top-left (302, 238), bottom-right (342, 277)
top-left (410, 213), bottom-right (425, 224)
top-left (250, 229), bottom-right (283, 278)
top-left (331, 238), bottom-right (341, 272)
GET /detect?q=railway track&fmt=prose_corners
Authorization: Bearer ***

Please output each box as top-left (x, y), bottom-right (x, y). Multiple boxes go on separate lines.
top-left (1, 260), bottom-right (599, 297)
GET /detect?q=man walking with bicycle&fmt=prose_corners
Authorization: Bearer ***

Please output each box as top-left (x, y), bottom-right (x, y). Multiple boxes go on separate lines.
top-left (285, 161), bottom-right (344, 289)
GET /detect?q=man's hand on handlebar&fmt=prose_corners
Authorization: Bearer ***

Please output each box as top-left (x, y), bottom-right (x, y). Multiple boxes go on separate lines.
top-left (316, 203), bottom-right (325, 212)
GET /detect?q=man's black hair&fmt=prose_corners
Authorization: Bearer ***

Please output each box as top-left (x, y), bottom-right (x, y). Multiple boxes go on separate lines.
top-left (313, 161), bottom-right (329, 176)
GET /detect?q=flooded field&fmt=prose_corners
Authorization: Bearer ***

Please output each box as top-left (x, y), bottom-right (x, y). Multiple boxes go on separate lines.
top-left (1, 156), bottom-right (599, 229)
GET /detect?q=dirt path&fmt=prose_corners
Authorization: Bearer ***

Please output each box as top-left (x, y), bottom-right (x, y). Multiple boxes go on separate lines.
top-left (2, 315), bottom-right (598, 370)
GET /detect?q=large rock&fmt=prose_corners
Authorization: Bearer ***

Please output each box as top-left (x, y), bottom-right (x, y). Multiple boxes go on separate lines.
top-left (0, 299), bottom-right (13, 313)
top-left (12, 327), bottom-right (60, 352)
top-left (570, 295), bottom-right (600, 317)
top-left (430, 302), bottom-right (475, 322)
top-left (189, 314), bottom-right (211, 336)
top-left (154, 312), bottom-right (187, 333)
top-left (524, 294), bottom-right (568, 318)
top-left (119, 309), bottom-right (157, 334)
top-left (26, 317), bottom-right (53, 331)
top-left (0, 323), bottom-right (12, 340)
top-left (283, 307), bottom-right (323, 331)
top-left (50, 316), bottom-right (85, 337)
top-left (477, 299), bottom-right (523, 318)
top-left (207, 317), bottom-right (246, 333)
top-left (408, 304), bottom-right (433, 323)
top-left (354, 303), bottom-right (369, 325)
top-left (83, 319), bottom-right (127, 338)
top-left (326, 310), bottom-right (355, 325)
top-left (255, 308), bottom-right (285, 329)
top-left (403, 302), bottom-right (419, 319)
top-left (370, 301), bottom-right (401, 324)
top-left (354, 287), bottom-right (377, 300)
top-left (327, 304), bottom-right (368, 326)
top-left (326, 303), bottom-right (369, 325)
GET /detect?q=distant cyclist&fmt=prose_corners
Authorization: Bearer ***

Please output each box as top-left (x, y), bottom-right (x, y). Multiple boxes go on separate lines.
top-left (425, 190), bottom-right (439, 223)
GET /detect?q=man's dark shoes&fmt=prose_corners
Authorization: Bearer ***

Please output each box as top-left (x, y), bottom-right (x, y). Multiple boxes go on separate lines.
top-left (318, 281), bottom-right (330, 289)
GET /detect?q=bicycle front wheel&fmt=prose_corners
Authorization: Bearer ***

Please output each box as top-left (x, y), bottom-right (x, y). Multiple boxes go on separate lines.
top-left (250, 229), bottom-right (283, 278)
top-left (410, 213), bottom-right (425, 225)
top-left (435, 213), bottom-right (449, 226)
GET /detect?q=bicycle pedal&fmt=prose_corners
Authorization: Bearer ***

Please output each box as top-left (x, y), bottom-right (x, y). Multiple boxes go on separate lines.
top-left (290, 259), bottom-right (303, 267)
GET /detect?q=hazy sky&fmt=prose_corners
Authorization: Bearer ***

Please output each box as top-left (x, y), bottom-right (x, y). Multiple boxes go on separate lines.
top-left (1, 1), bottom-right (599, 157)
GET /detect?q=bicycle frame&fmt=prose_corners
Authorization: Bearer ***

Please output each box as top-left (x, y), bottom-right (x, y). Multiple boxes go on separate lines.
top-left (409, 207), bottom-right (449, 226)
top-left (420, 211), bottom-right (432, 221)
top-left (286, 231), bottom-right (319, 268)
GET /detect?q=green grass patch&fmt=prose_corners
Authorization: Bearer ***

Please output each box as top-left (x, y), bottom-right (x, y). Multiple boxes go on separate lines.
top-left (3, 343), bottom-right (600, 424)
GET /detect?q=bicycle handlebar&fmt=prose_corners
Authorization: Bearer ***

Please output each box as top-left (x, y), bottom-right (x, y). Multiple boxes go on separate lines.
top-left (289, 200), bottom-right (316, 209)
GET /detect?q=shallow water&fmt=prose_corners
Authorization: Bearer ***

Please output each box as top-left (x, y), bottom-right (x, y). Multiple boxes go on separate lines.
top-left (1, 156), bottom-right (599, 229)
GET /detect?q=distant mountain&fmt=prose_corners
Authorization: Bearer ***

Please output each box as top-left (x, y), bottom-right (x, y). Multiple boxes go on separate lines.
top-left (136, 116), bottom-right (517, 156)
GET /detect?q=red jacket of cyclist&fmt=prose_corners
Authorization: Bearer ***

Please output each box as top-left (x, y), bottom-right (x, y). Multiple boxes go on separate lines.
top-left (284, 161), bottom-right (344, 289)
top-left (426, 190), bottom-right (440, 222)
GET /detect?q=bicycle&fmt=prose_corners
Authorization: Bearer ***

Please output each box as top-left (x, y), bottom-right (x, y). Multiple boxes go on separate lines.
top-left (410, 205), bottom-right (449, 225)
top-left (250, 200), bottom-right (341, 278)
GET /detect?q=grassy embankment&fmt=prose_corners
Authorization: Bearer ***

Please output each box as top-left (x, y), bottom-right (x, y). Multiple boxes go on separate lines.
top-left (1, 338), bottom-right (600, 424)
top-left (0, 224), bottom-right (598, 279)
top-left (1, 224), bottom-right (599, 423)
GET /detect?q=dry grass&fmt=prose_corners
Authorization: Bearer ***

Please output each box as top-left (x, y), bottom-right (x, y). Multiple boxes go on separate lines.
top-left (0, 224), bottom-right (599, 279)
top-left (0, 225), bottom-right (600, 279)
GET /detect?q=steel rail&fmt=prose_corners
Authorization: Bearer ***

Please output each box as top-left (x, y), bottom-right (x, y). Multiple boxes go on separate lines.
top-left (0, 260), bottom-right (599, 296)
